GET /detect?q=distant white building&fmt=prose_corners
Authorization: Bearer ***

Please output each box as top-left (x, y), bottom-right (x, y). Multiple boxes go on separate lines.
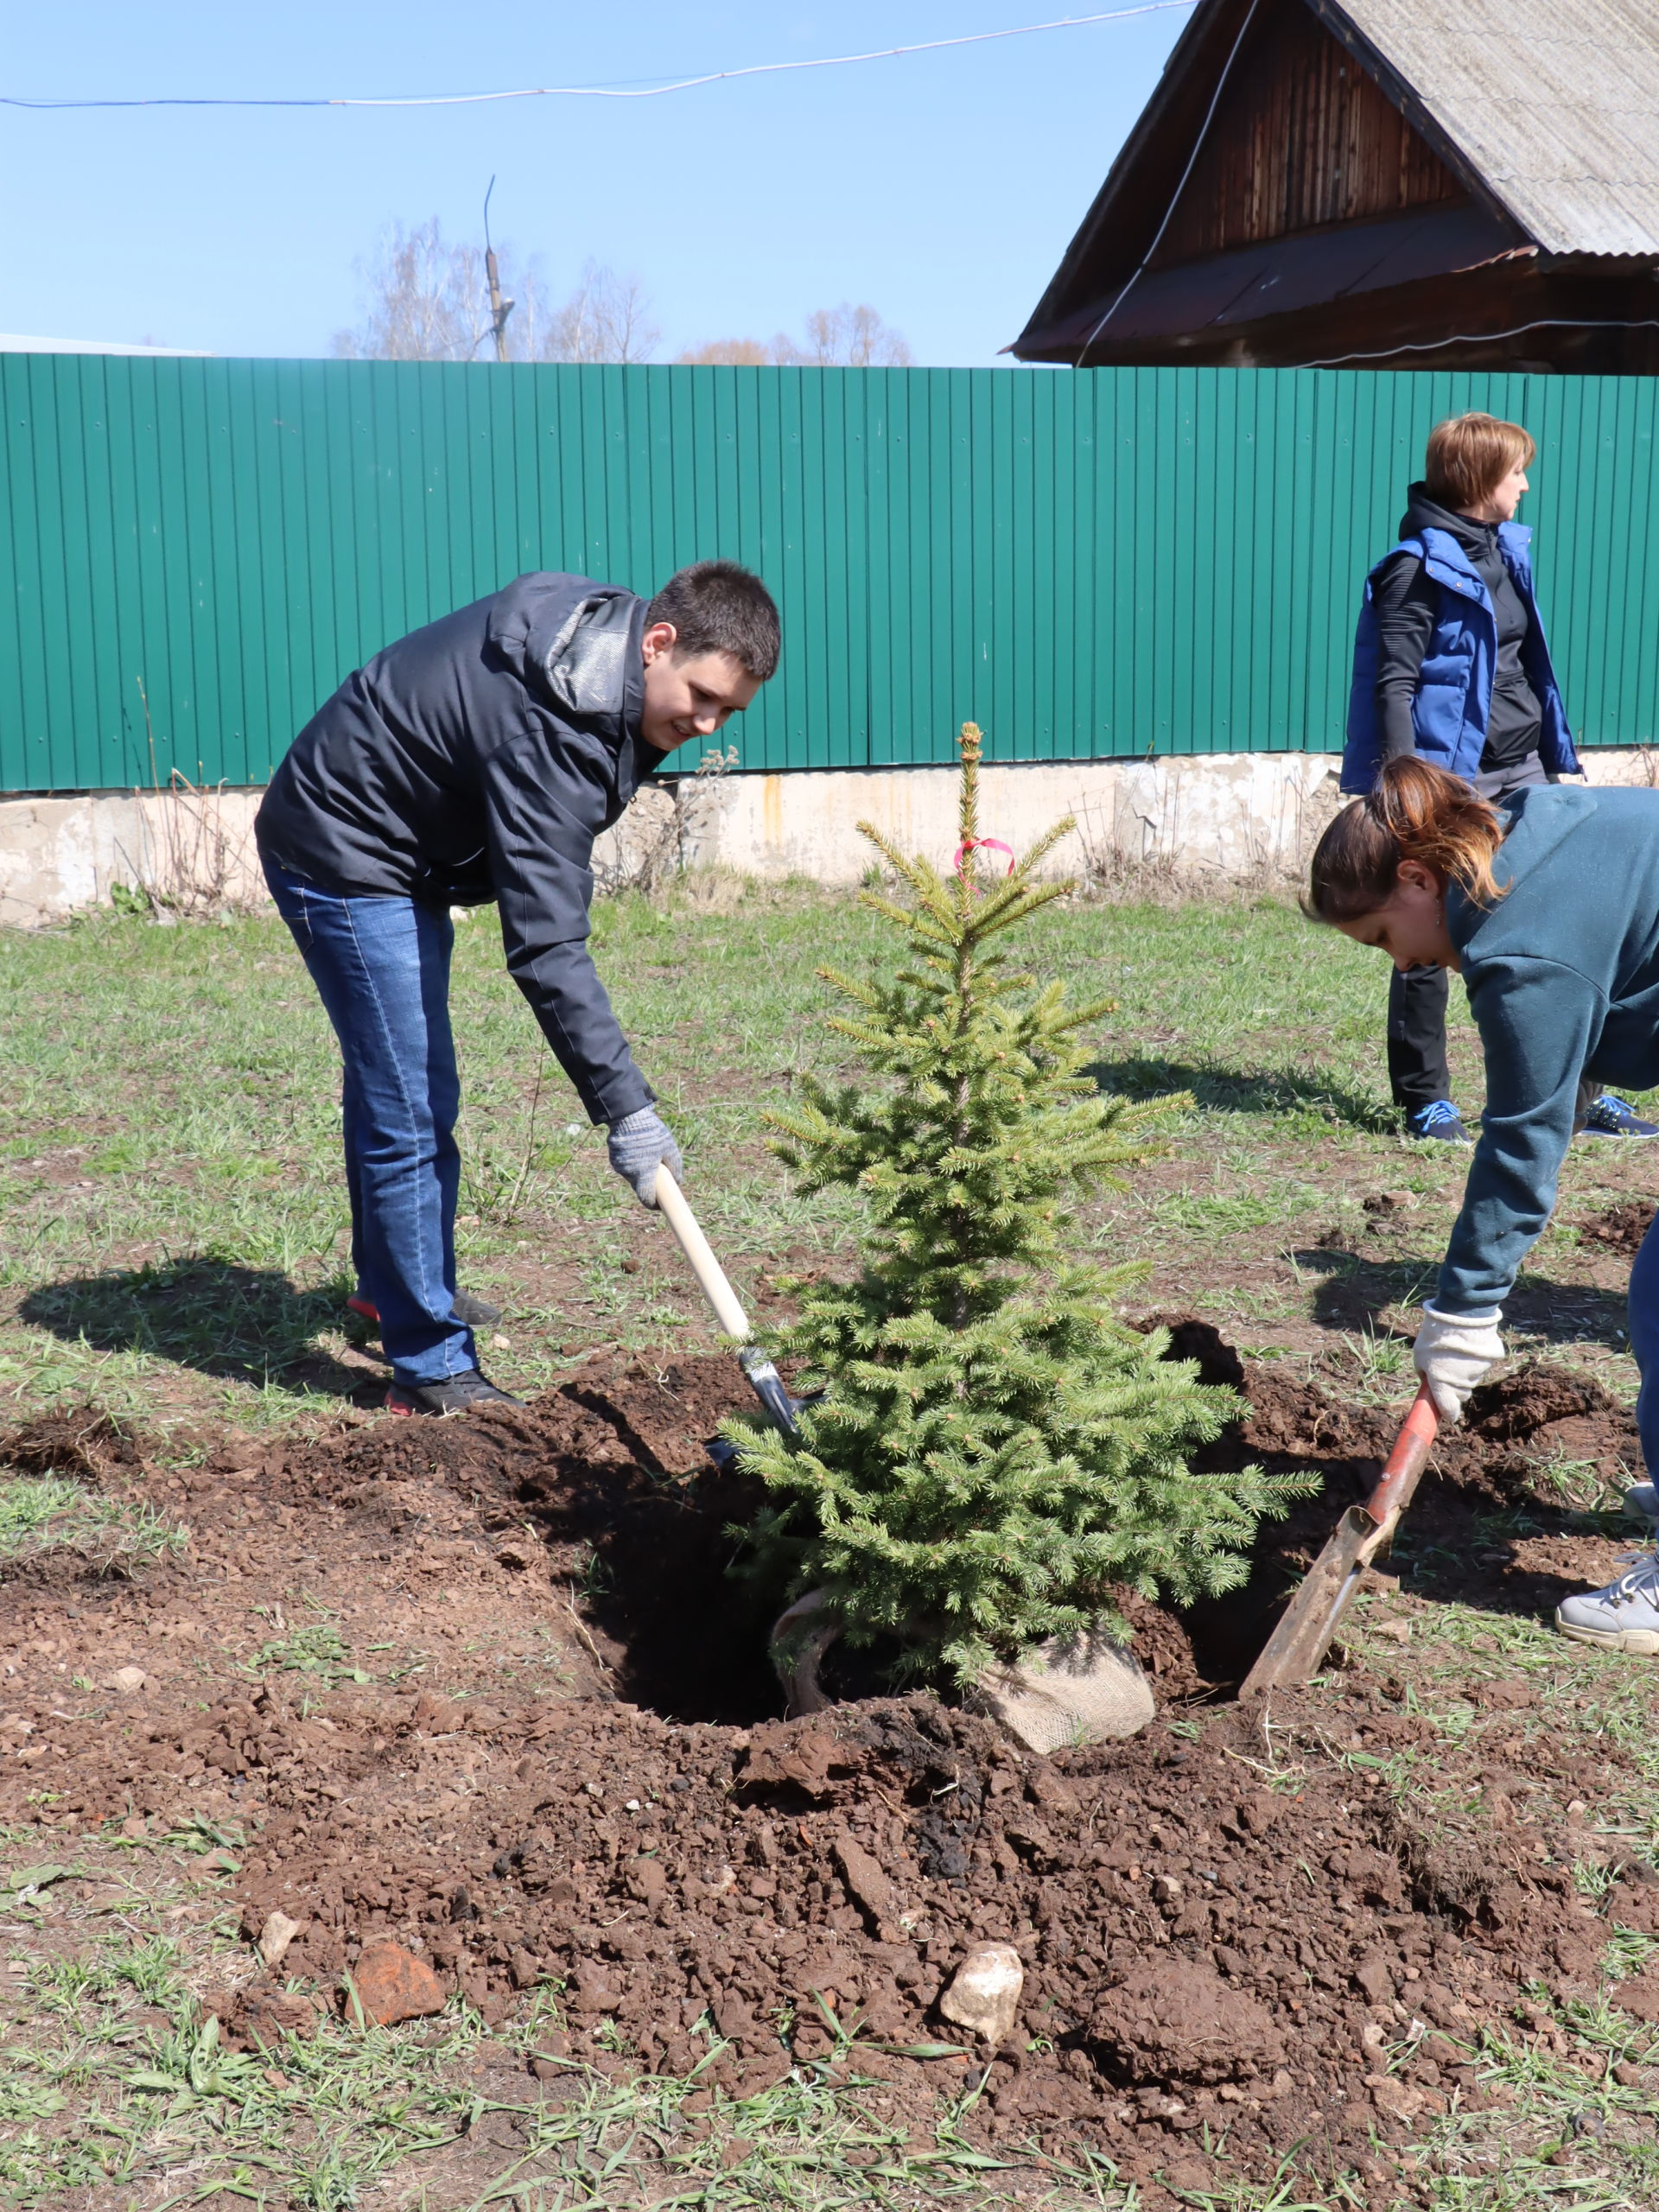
top-left (0, 334), bottom-right (211, 355)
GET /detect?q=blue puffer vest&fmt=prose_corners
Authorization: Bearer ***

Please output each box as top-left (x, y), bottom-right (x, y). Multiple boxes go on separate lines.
top-left (1340, 522), bottom-right (1578, 793)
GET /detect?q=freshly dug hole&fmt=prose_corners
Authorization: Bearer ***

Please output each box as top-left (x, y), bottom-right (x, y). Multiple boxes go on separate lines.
top-left (3, 1337), bottom-right (1647, 2191)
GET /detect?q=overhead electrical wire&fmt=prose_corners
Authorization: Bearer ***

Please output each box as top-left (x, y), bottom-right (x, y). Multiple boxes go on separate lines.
top-left (1074, 0), bottom-right (1257, 366)
top-left (2, 4), bottom-right (1197, 111)
top-left (1305, 319), bottom-right (1659, 370)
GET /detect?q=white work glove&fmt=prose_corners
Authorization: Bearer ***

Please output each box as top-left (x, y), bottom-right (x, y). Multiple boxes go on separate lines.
top-left (1413, 1304), bottom-right (1504, 1424)
top-left (606, 1106), bottom-right (683, 1210)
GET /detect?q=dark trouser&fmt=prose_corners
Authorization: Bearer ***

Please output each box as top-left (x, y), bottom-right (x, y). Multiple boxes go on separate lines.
top-left (1387, 751), bottom-right (1573, 1119)
top-left (1387, 962), bottom-right (1455, 1113)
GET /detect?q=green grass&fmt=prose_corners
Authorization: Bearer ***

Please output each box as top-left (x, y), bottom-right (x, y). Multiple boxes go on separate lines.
top-left (3, 882), bottom-right (1655, 1436)
top-left (7, 879), bottom-right (1659, 2208)
top-left (0, 1471), bottom-right (185, 1566)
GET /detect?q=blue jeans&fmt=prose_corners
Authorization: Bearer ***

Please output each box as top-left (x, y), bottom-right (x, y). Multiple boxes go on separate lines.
top-left (1631, 1216), bottom-right (1659, 1481)
top-left (264, 856), bottom-right (475, 1389)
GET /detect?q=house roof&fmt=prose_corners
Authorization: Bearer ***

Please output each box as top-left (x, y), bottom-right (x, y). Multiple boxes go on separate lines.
top-left (1323, 0), bottom-right (1659, 257)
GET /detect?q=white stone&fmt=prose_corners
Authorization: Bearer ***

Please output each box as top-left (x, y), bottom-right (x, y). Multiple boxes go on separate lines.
top-left (257, 1910), bottom-right (304, 1968)
top-left (939, 1943), bottom-right (1026, 2048)
top-left (979, 1631), bottom-right (1154, 1755)
top-left (106, 1666), bottom-right (148, 1695)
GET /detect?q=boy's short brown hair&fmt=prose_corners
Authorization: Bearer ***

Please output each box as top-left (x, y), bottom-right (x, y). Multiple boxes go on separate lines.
top-left (1423, 412), bottom-right (1536, 511)
top-left (645, 561), bottom-right (780, 681)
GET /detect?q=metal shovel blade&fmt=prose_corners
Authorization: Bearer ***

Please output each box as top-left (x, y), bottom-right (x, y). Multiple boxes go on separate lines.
top-left (652, 1166), bottom-right (804, 1442)
top-left (1239, 1382), bottom-right (1439, 1697)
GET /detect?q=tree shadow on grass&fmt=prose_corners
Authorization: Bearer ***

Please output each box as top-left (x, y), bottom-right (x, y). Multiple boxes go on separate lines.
top-left (1084, 1054), bottom-right (1394, 1135)
top-left (1289, 1243), bottom-right (1629, 1352)
top-left (19, 1258), bottom-right (378, 1402)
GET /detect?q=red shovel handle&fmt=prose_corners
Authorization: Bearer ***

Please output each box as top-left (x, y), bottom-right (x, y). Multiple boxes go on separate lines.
top-left (1363, 1382), bottom-right (1440, 1529)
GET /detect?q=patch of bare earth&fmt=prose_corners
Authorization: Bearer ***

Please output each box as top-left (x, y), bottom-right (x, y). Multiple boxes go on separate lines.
top-left (3, 1342), bottom-right (1656, 2200)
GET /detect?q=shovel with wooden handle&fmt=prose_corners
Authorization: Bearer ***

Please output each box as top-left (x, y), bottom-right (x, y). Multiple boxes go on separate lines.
top-left (1238, 1381), bottom-right (1439, 1696)
top-left (652, 1164), bottom-right (800, 1435)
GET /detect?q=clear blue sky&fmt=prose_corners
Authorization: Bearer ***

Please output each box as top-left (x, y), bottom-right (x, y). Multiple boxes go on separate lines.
top-left (0, 3), bottom-right (1192, 364)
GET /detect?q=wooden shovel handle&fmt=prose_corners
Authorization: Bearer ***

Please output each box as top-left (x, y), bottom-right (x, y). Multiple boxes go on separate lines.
top-left (1363, 1382), bottom-right (1439, 1529)
top-left (653, 1165), bottom-right (752, 1342)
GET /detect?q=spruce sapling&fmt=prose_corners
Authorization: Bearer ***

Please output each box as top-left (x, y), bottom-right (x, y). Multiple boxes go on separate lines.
top-left (728, 722), bottom-right (1313, 1690)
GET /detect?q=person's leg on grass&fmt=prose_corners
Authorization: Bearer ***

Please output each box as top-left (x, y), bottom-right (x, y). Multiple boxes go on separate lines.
top-left (264, 859), bottom-right (480, 1395)
top-left (340, 1062), bottom-right (378, 1324)
top-left (1388, 963), bottom-right (1469, 1141)
top-left (1556, 1213), bottom-right (1659, 1649)
top-left (340, 1054), bottom-right (500, 1332)
top-left (315, 895), bottom-right (469, 1385)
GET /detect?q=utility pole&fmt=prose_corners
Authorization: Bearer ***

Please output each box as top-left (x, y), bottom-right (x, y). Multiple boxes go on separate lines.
top-left (483, 176), bottom-right (514, 363)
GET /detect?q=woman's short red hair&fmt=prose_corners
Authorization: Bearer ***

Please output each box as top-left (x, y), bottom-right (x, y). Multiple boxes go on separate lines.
top-left (1423, 412), bottom-right (1536, 510)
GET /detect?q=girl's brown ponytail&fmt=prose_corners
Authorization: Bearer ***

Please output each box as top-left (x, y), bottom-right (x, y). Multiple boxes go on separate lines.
top-left (1305, 756), bottom-right (1508, 925)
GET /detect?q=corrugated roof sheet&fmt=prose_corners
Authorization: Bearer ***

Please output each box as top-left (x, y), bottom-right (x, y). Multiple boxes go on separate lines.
top-left (1333, 0), bottom-right (1659, 256)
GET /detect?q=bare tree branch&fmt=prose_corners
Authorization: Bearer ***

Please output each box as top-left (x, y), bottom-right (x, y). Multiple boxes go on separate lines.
top-left (676, 302), bottom-right (914, 367)
top-left (335, 226), bottom-right (660, 365)
top-left (333, 219), bottom-right (493, 362)
top-left (532, 260), bottom-right (661, 365)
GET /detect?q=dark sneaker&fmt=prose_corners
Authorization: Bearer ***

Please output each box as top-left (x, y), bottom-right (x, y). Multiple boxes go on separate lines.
top-left (1580, 1094), bottom-right (1659, 1141)
top-left (1407, 1100), bottom-right (1472, 1145)
top-left (385, 1370), bottom-right (522, 1417)
top-left (348, 1290), bottom-right (504, 1329)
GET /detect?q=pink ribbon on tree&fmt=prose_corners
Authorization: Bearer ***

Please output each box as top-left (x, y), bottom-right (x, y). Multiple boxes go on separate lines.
top-left (952, 836), bottom-right (1014, 880)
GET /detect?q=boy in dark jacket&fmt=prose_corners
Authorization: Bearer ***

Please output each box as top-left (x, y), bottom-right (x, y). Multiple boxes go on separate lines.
top-left (255, 560), bottom-right (779, 1414)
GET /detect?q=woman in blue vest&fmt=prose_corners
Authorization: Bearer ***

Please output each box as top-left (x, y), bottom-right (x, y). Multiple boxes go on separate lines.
top-left (1341, 411), bottom-right (1653, 1146)
top-left (1306, 758), bottom-right (1659, 1652)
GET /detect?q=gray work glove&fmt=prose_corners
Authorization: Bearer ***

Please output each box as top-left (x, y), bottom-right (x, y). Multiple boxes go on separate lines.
top-left (607, 1106), bottom-right (683, 1210)
top-left (1413, 1304), bottom-right (1503, 1424)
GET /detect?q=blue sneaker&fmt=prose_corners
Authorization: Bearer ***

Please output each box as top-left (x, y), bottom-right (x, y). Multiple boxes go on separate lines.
top-left (1581, 1095), bottom-right (1659, 1141)
top-left (1407, 1100), bottom-right (1472, 1145)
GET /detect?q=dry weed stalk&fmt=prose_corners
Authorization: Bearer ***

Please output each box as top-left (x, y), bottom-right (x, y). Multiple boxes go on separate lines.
top-left (109, 680), bottom-right (258, 919)
top-left (592, 744), bottom-right (739, 899)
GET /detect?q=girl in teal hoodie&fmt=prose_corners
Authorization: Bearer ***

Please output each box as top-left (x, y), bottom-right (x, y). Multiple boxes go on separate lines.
top-left (1306, 756), bottom-right (1659, 1653)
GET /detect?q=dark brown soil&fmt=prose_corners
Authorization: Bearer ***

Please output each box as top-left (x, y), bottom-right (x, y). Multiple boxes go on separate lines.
top-left (1580, 1198), bottom-right (1656, 1257)
top-left (1, 1338), bottom-right (1650, 2196)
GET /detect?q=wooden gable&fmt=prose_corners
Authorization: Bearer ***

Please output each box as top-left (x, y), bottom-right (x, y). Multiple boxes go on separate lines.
top-left (1152, 0), bottom-right (1464, 266)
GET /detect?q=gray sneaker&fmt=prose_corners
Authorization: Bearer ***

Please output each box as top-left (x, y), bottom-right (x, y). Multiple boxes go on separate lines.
top-left (1625, 1482), bottom-right (1659, 1528)
top-left (1556, 1554), bottom-right (1659, 1654)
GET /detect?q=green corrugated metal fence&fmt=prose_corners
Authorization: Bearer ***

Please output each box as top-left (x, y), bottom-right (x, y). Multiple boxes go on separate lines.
top-left (3, 355), bottom-right (1656, 791)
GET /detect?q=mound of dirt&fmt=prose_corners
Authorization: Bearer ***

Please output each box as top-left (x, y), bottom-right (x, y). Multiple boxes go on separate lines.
top-left (2, 1404), bottom-right (143, 1483)
top-left (207, 1678), bottom-right (1624, 2173)
top-left (1580, 1199), bottom-right (1656, 1256)
top-left (0, 1338), bottom-right (1649, 2194)
top-left (1090, 1958), bottom-right (1285, 2086)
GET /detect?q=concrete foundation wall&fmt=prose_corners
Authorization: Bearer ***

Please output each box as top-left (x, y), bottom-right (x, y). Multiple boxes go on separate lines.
top-left (686, 753), bottom-right (1342, 886)
top-left (683, 747), bottom-right (1659, 886)
top-left (5, 750), bottom-right (1658, 925)
top-left (0, 786), bottom-right (268, 929)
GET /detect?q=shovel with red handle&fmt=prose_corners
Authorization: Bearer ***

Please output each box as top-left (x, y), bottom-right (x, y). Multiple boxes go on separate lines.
top-left (1239, 1382), bottom-right (1440, 1696)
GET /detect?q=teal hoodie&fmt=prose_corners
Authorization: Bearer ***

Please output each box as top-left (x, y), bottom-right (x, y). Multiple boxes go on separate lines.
top-left (1440, 784), bottom-right (1659, 1313)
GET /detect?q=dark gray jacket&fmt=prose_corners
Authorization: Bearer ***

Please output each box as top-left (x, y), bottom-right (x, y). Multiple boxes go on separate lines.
top-left (256, 573), bottom-right (660, 1123)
